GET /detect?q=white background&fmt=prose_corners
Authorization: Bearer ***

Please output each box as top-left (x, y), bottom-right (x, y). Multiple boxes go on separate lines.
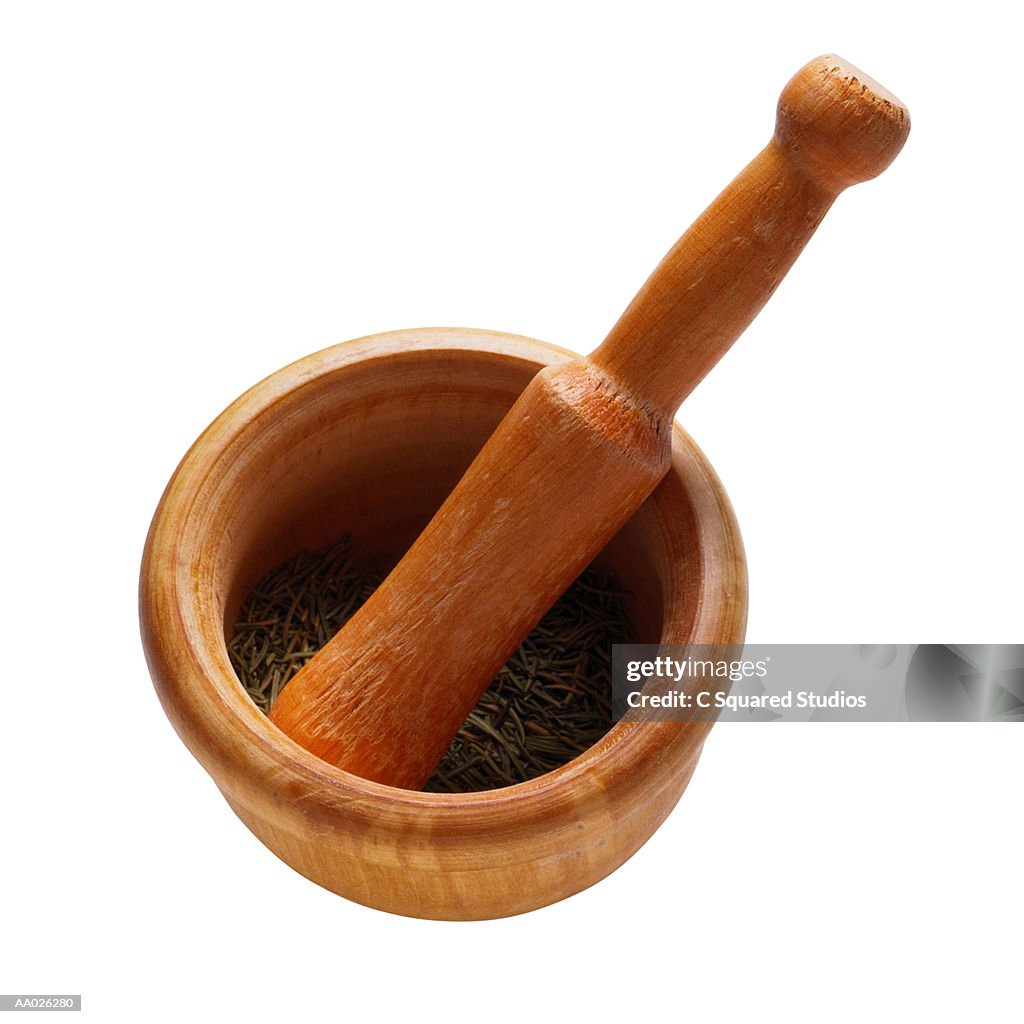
top-left (2, 2), bottom-right (1020, 1022)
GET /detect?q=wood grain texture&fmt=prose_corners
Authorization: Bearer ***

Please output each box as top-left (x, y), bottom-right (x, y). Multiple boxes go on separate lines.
top-left (269, 360), bottom-right (672, 788)
top-left (269, 55), bottom-right (909, 787)
top-left (140, 331), bottom-right (747, 919)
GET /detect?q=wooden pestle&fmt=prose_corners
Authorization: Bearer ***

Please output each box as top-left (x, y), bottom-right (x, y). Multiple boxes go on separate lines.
top-left (270, 55), bottom-right (910, 788)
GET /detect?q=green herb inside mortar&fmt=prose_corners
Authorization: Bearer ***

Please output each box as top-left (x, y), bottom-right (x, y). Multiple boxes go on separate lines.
top-left (228, 536), bottom-right (635, 792)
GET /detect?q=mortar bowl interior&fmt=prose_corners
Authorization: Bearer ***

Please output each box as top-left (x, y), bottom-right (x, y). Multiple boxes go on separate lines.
top-left (140, 327), bottom-right (747, 919)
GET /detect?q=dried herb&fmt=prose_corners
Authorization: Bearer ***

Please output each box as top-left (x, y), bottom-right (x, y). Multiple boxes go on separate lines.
top-left (228, 536), bottom-right (635, 792)
top-left (228, 539), bottom-right (379, 714)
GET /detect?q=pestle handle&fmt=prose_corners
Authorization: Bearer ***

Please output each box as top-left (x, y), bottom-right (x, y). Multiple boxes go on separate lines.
top-left (270, 56), bottom-right (909, 788)
top-left (591, 54), bottom-right (910, 416)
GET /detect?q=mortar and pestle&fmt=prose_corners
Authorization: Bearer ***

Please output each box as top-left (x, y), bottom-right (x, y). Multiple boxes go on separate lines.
top-left (141, 56), bottom-right (909, 919)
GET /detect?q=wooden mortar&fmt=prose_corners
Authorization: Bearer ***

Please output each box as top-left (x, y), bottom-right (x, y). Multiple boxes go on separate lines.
top-left (140, 328), bottom-right (746, 919)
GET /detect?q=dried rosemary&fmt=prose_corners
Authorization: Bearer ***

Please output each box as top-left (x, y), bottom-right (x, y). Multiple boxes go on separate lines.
top-left (228, 536), bottom-right (636, 792)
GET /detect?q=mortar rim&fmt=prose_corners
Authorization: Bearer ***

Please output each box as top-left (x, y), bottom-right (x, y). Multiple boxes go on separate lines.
top-left (140, 328), bottom-right (747, 832)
